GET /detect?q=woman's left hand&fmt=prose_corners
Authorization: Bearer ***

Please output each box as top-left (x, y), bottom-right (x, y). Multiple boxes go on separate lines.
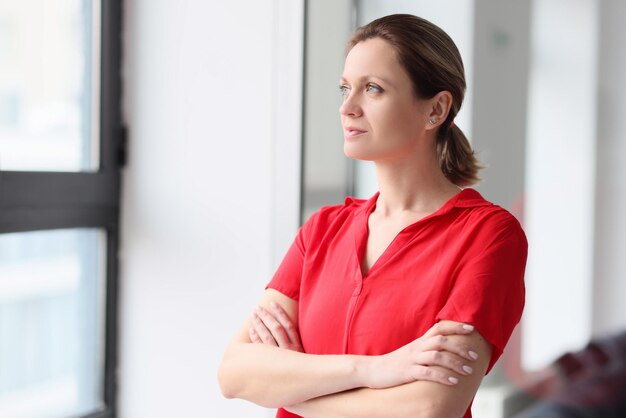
top-left (249, 302), bottom-right (304, 352)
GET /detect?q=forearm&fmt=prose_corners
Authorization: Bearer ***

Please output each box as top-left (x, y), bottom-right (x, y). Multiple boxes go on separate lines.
top-left (286, 379), bottom-right (469, 418)
top-left (287, 328), bottom-right (492, 418)
top-left (218, 342), bottom-right (367, 408)
top-left (286, 382), bottom-right (435, 418)
top-left (219, 291), bottom-right (486, 415)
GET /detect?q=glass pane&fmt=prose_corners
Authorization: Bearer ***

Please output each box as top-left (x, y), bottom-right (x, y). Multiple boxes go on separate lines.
top-left (0, 0), bottom-right (101, 172)
top-left (301, 1), bottom-right (353, 221)
top-left (0, 228), bottom-right (107, 417)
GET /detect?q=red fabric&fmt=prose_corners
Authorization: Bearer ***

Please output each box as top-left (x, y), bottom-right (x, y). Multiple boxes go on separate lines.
top-left (267, 189), bottom-right (527, 418)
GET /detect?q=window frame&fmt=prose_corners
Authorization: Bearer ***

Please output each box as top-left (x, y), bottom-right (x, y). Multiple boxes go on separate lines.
top-left (0, 1), bottom-right (124, 417)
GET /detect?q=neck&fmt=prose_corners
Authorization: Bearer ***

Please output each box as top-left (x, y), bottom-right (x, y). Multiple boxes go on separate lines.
top-left (372, 146), bottom-right (461, 217)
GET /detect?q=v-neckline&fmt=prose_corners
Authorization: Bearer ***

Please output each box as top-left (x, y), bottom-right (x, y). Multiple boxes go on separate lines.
top-left (355, 189), bottom-right (466, 278)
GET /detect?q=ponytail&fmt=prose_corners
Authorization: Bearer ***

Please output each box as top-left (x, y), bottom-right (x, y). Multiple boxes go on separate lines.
top-left (437, 122), bottom-right (482, 187)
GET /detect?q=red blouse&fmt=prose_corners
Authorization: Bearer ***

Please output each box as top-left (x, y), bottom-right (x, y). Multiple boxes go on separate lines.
top-left (267, 189), bottom-right (527, 418)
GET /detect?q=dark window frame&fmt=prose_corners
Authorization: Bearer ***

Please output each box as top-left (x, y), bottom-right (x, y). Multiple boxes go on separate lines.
top-left (0, 1), bottom-right (124, 417)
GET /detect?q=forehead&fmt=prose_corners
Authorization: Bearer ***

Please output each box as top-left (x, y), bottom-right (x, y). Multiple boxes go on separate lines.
top-left (342, 38), bottom-right (408, 83)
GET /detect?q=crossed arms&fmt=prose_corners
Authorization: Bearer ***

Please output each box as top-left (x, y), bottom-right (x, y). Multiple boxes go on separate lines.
top-left (218, 289), bottom-right (491, 418)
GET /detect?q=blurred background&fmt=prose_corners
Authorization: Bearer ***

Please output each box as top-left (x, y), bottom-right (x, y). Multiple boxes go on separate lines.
top-left (0, 0), bottom-right (624, 417)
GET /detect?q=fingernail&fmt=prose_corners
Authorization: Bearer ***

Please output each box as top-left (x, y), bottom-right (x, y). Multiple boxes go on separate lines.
top-left (448, 377), bottom-right (459, 384)
top-left (269, 301), bottom-right (278, 309)
top-left (254, 305), bottom-right (262, 313)
top-left (463, 365), bottom-right (473, 374)
top-left (462, 324), bottom-right (474, 331)
top-left (469, 351), bottom-right (478, 360)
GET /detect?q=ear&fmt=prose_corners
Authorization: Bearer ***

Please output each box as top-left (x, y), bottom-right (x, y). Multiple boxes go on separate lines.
top-left (424, 91), bottom-right (453, 131)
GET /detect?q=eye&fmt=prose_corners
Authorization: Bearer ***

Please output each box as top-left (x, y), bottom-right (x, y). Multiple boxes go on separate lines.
top-left (339, 85), bottom-right (351, 96)
top-left (366, 83), bottom-right (382, 94)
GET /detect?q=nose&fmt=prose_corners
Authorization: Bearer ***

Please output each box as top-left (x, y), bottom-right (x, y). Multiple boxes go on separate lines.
top-left (339, 92), bottom-right (362, 117)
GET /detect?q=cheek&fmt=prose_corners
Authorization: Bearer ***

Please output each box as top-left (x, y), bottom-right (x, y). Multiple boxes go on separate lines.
top-left (377, 108), bottom-right (419, 142)
top-left (370, 97), bottom-right (416, 126)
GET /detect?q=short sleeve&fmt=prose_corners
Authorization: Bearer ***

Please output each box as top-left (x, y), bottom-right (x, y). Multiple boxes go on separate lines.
top-left (265, 212), bottom-right (318, 301)
top-left (436, 213), bottom-right (528, 373)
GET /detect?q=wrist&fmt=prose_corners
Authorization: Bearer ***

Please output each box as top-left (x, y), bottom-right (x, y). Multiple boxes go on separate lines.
top-left (351, 354), bottom-right (375, 388)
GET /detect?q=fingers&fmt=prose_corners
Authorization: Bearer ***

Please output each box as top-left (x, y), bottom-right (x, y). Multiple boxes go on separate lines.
top-left (416, 350), bottom-right (474, 377)
top-left (249, 327), bottom-right (262, 343)
top-left (251, 306), bottom-right (292, 348)
top-left (421, 321), bottom-right (479, 362)
top-left (422, 320), bottom-right (475, 338)
top-left (409, 364), bottom-right (461, 386)
top-left (269, 301), bottom-right (302, 346)
top-left (250, 309), bottom-right (278, 346)
top-left (248, 303), bottom-right (304, 352)
top-left (418, 334), bottom-right (479, 362)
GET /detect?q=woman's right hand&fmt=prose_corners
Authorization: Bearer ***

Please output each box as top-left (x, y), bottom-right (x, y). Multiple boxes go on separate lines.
top-left (249, 301), bottom-right (304, 353)
top-left (364, 321), bottom-right (480, 388)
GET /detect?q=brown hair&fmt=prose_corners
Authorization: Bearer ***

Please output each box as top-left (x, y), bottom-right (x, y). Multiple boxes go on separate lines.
top-left (348, 14), bottom-right (482, 186)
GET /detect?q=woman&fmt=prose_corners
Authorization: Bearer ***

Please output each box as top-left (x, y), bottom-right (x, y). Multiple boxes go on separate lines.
top-left (218, 14), bottom-right (527, 418)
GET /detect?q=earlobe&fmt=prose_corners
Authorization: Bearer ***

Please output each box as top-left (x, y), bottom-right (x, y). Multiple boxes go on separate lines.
top-left (427, 91), bottom-right (453, 129)
top-left (425, 116), bottom-right (441, 131)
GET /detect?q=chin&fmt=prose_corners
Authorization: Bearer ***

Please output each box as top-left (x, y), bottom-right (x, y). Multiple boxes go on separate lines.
top-left (343, 142), bottom-right (376, 161)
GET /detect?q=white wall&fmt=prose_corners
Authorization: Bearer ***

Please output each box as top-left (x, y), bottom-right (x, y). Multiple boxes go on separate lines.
top-left (120, 1), bottom-right (303, 417)
top-left (523, 0), bottom-right (598, 370)
top-left (592, 0), bottom-right (626, 338)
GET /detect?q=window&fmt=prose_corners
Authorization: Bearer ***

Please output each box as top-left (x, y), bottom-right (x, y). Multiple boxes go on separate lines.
top-left (0, 1), bottom-right (123, 417)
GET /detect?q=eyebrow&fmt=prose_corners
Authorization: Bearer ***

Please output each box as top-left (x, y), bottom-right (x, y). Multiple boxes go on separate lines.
top-left (339, 74), bottom-right (394, 87)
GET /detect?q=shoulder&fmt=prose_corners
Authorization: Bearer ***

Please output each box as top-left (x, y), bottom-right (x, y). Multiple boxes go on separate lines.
top-left (294, 195), bottom-right (371, 250)
top-left (453, 189), bottom-right (527, 251)
top-left (303, 195), bottom-right (370, 230)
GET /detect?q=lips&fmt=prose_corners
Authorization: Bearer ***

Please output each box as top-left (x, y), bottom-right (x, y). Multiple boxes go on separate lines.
top-left (344, 126), bottom-right (367, 137)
